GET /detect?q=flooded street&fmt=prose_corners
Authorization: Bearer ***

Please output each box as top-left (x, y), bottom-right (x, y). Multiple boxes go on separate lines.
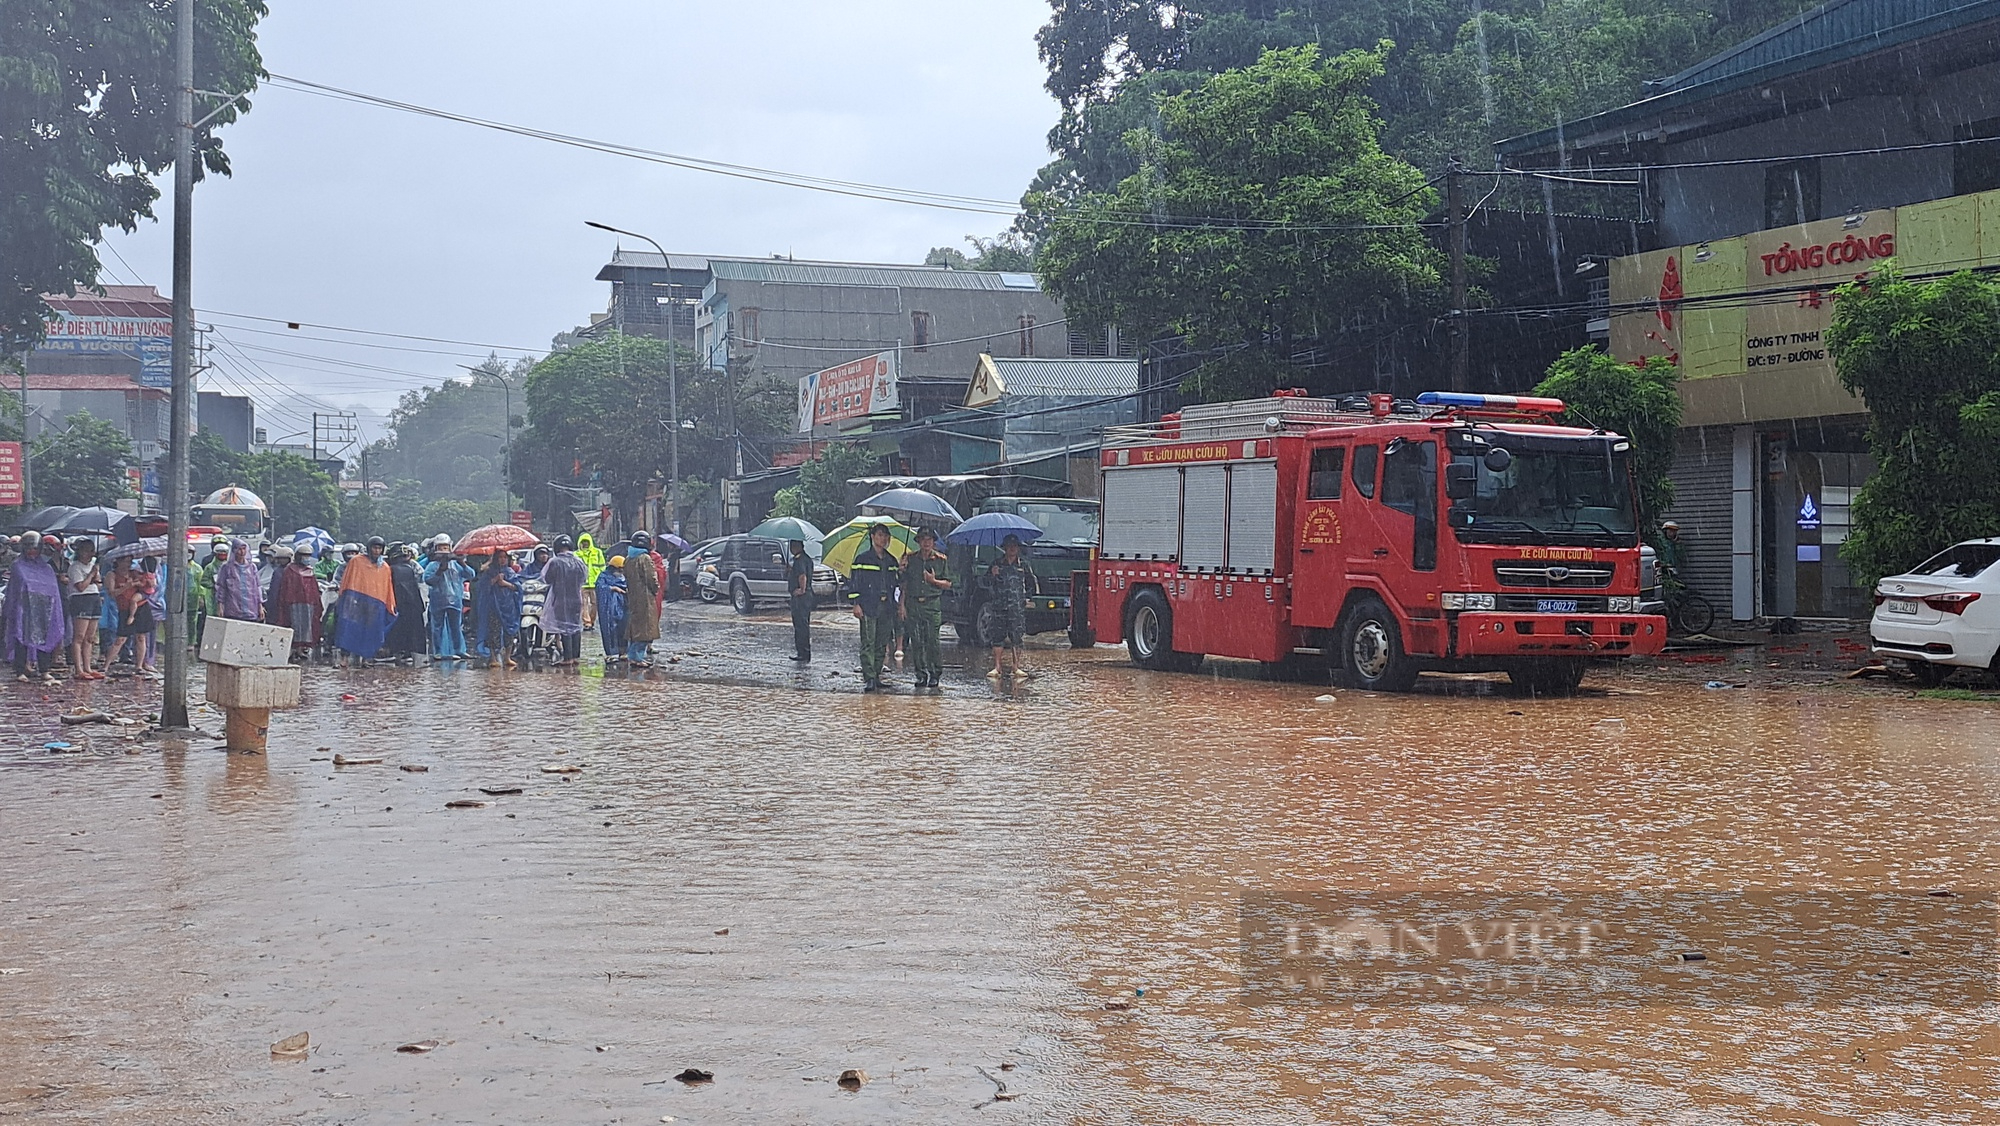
top-left (3, 606), bottom-right (1997, 1124)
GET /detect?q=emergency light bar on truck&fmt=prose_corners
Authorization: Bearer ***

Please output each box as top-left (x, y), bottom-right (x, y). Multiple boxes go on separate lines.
top-left (1413, 392), bottom-right (1568, 417)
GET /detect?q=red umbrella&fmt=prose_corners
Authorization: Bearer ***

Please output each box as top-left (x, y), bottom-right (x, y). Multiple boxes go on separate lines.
top-left (454, 523), bottom-right (541, 555)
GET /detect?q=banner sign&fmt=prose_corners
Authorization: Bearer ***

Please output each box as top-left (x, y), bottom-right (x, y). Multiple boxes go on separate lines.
top-left (797, 351), bottom-right (898, 434)
top-left (0, 442), bottom-right (22, 507)
top-left (510, 510), bottom-right (534, 529)
top-left (39, 313), bottom-right (174, 388)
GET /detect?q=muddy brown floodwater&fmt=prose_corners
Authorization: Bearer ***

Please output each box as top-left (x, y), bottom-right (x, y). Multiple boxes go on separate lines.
top-left (2, 606), bottom-right (1997, 1123)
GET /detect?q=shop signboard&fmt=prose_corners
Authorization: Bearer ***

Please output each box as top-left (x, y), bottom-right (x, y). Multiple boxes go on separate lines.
top-left (796, 351), bottom-right (898, 434)
top-left (39, 312), bottom-right (174, 388)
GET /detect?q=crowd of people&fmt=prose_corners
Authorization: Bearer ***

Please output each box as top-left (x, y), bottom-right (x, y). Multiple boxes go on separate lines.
top-left (0, 522), bottom-right (1043, 691)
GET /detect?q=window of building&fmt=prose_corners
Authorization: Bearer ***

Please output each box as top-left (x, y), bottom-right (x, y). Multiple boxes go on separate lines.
top-left (1018, 314), bottom-right (1036, 357)
top-left (1955, 117), bottom-right (2000, 195)
top-left (737, 307), bottom-right (760, 344)
top-left (1350, 444), bottom-right (1378, 499)
top-left (912, 310), bottom-right (932, 352)
top-left (1764, 159), bottom-right (1821, 229)
top-left (1308, 447), bottom-right (1345, 499)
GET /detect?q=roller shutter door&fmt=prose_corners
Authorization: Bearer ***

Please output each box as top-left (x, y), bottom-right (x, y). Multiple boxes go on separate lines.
top-left (1102, 466), bottom-right (1181, 560)
top-left (1181, 465), bottom-right (1228, 570)
top-left (1664, 425), bottom-right (1734, 604)
top-left (1227, 462), bottom-right (1278, 573)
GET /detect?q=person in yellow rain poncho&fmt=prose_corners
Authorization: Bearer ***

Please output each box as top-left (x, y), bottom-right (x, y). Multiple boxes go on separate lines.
top-left (576, 532), bottom-right (606, 629)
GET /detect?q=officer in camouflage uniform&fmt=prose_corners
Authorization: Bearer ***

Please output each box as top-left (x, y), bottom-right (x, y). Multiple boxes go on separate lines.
top-left (987, 533), bottom-right (1037, 680)
top-left (846, 523), bottom-right (900, 692)
top-left (900, 526), bottom-right (950, 689)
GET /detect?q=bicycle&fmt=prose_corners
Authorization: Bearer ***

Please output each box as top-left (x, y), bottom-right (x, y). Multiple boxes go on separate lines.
top-left (1657, 564), bottom-right (1714, 636)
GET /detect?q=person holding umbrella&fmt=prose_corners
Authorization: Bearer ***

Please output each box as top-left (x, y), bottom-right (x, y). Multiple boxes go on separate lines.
top-left (5, 533), bottom-right (67, 684)
top-left (987, 533), bottom-right (1038, 680)
top-left (901, 526), bottom-right (950, 688)
top-left (787, 538), bottom-right (815, 663)
top-left (65, 537), bottom-right (103, 680)
top-left (473, 549), bottom-right (522, 668)
top-left (846, 523), bottom-right (901, 692)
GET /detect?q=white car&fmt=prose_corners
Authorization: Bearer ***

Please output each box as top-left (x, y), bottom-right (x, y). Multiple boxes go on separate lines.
top-left (1870, 538), bottom-right (2000, 685)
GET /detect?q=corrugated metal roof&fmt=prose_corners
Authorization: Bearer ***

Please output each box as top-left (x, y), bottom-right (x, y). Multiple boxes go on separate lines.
top-left (985, 356), bottom-right (1138, 397)
top-left (602, 249), bottom-right (716, 272)
top-left (708, 258), bottom-right (1042, 291)
top-left (1663, 0), bottom-right (1986, 92)
top-left (1497, 0), bottom-right (2000, 156)
top-left (43, 286), bottom-right (172, 317)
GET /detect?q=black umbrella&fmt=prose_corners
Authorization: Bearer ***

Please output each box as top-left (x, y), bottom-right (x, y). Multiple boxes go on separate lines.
top-left (15, 505), bottom-right (80, 533)
top-left (49, 506), bottom-right (138, 544)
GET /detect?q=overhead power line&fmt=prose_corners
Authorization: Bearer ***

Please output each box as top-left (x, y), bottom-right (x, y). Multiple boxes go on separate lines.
top-left (264, 72), bottom-right (1436, 234)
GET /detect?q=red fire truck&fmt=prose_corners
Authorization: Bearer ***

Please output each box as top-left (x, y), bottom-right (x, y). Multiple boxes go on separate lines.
top-left (1074, 391), bottom-right (1668, 694)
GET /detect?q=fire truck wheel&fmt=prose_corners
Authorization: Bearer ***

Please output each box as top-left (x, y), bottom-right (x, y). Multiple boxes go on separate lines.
top-left (1338, 596), bottom-right (1418, 692)
top-left (1506, 659), bottom-right (1588, 697)
top-left (1124, 588), bottom-right (1179, 671)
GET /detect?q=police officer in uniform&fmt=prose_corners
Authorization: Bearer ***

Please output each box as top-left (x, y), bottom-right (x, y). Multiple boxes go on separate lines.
top-left (900, 526), bottom-right (950, 689)
top-left (846, 523), bottom-right (900, 692)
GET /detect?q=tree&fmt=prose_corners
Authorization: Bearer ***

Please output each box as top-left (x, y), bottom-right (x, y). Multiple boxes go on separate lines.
top-left (189, 427), bottom-right (244, 499)
top-left (1533, 348), bottom-right (1682, 532)
top-left (240, 450), bottom-right (339, 535)
top-left (30, 411), bottom-right (134, 507)
top-left (1827, 270), bottom-right (2000, 587)
top-left (2, 0), bottom-right (266, 355)
top-left (769, 443), bottom-right (881, 533)
top-left (511, 336), bottom-right (792, 531)
top-left (924, 230), bottom-right (1037, 272)
top-left (366, 354), bottom-right (525, 506)
top-left (1033, 45), bottom-right (1442, 400)
top-left (1031, 0), bottom-right (1823, 192)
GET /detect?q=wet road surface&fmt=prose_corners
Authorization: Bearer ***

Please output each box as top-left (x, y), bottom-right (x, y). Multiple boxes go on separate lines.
top-left (2, 604), bottom-right (1996, 1123)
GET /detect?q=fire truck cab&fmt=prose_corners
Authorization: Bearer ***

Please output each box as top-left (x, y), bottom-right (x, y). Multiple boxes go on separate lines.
top-left (1078, 391), bottom-right (1669, 694)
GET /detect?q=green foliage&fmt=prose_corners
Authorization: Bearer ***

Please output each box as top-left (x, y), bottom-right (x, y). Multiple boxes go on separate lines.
top-left (1032, 45), bottom-right (1441, 400)
top-left (1, 0), bottom-right (266, 354)
top-left (414, 498), bottom-right (493, 541)
top-left (30, 411), bottom-right (134, 507)
top-left (1827, 270), bottom-right (2000, 588)
top-left (511, 336), bottom-right (791, 531)
top-left (1033, 0), bottom-right (1822, 190)
top-left (768, 443), bottom-right (881, 533)
top-left (367, 355), bottom-right (524, 507)
top-left (926, 231), bottom-right (1039, 272)
top-left (189, 427), bottom-right (245, 499)
top-left (1533, 347), bottom-right (1682, 529)
top-left (240, 450), bottom-right (339, 535)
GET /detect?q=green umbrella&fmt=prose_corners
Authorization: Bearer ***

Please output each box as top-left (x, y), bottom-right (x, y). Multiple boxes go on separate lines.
top-left (820, 515), bottom-right (917, 575)
top-left (749, 516), bottom-right (825, 545)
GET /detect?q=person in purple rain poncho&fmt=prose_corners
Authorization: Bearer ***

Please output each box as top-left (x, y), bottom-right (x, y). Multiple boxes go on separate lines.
top-left (539, 535), bottom-right (588, 666)
top-left (5, 532), bottom-right (69, 684)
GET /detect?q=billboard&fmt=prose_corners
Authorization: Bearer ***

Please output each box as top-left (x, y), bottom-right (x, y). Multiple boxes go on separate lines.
top-left (796, 351), bottom-right (898, 434)
top-left (39, 313), bottom-right (174, 388)
top-left (0, 442), bottom-right (22, 507)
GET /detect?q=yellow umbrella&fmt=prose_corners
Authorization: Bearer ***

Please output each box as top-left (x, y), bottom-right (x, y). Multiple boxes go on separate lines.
top-left (820, 515), bottom-right (917, 575)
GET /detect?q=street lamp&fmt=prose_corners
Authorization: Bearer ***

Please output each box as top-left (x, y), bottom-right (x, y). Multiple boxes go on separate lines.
top-left (586, 220), bottom-right (681, 535)
top-left (458, 363), bottom-right (513, 504)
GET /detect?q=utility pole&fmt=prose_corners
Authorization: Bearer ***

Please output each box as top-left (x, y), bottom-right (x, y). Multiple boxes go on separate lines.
top-left (585, 222), bottom-right (678, 535)
top-left (161, 0), bottom-right (195, 730)
top-left (1447, 163), bottom-right (1470, 394)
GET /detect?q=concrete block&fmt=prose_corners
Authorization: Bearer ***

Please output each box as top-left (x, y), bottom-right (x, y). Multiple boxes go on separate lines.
top-left (199, 618), bottom-right (294, 668)
top-left (204, 663), bottom-right (301, 709)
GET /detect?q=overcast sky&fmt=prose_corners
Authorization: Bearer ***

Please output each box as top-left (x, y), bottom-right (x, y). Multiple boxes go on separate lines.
top-left (97, 0), bottom-right (1058, 450)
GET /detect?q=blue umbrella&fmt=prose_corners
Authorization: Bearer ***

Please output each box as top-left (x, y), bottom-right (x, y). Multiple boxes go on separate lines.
top-left (860, 487), bottom-right (964, 527)
top-left (292, 526), bottom-right (335, 556)
top-left (945, 512), bottom-right (1043, 548)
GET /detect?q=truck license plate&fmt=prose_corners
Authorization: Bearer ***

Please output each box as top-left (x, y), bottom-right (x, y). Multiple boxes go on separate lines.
top-left (1536, 599), bottom-right (1579, 613)
top-left (1884, 598), bottom-right (1919, 615)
